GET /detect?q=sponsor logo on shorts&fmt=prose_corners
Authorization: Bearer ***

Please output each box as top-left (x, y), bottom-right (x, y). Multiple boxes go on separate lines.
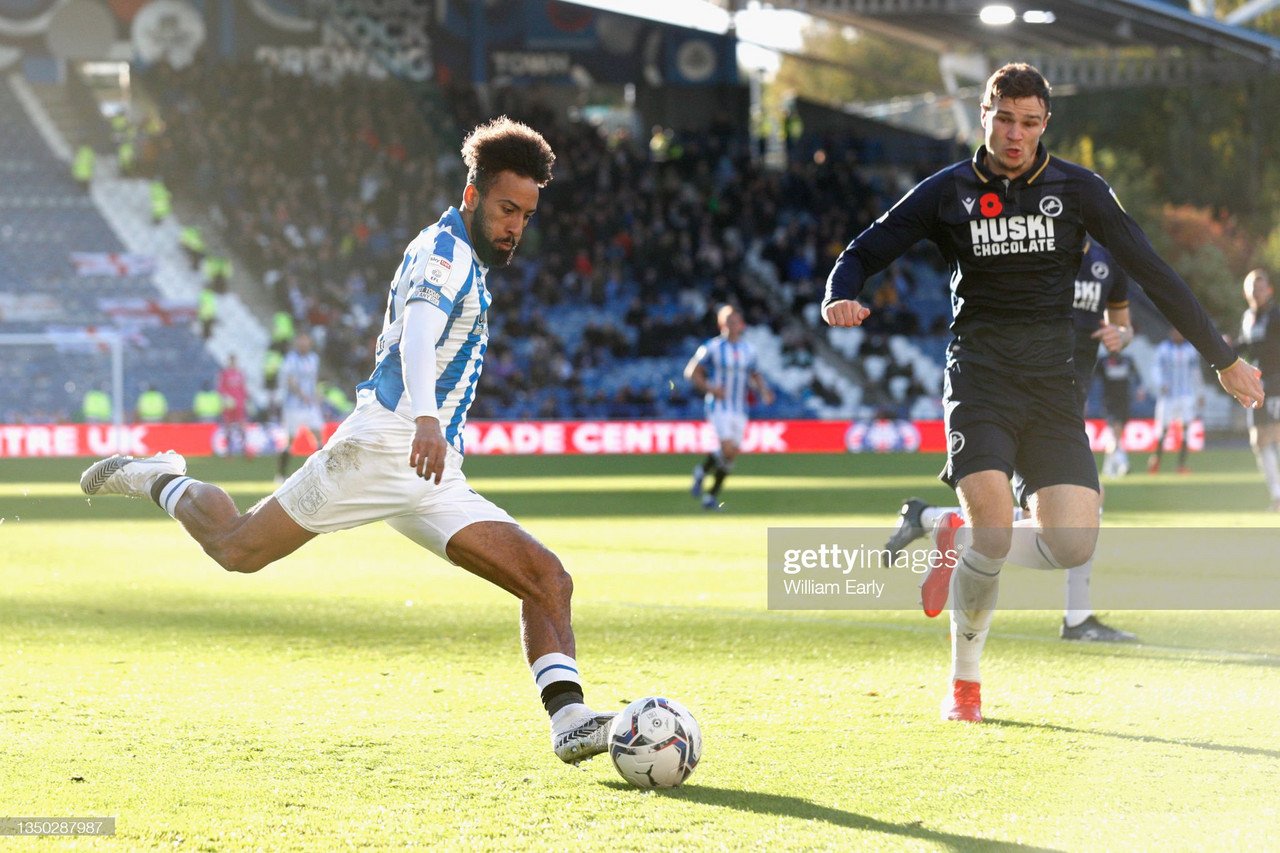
top-left (948, 429), bottom-right (966, 455)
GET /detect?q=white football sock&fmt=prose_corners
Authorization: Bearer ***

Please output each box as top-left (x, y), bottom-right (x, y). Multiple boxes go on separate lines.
top-left (1259, 444), bottom-right (1280, 501)
top-left (950, 550), bottom-right (1003, 683)
top-left (920, 505), bottom-right (952, 529)
top-left (1064, 559), bottom-right (1094, 627)
top-left (159, 476), bottom-right (196, 518)
top-left (1005, 519), bottom-right (1064, 570)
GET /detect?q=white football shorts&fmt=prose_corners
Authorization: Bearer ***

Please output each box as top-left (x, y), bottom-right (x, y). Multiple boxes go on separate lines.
top-left (1154, 395), bottom-right (1197, 430)
top-left (275, 402), bottom-right (516, 561)
top-left (709, 409), bottom-right (748, 445)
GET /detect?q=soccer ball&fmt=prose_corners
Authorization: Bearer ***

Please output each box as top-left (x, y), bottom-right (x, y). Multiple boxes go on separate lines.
top-left (608, 697), bottom-right (702, 788)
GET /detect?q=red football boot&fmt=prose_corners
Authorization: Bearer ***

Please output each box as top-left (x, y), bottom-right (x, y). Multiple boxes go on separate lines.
top-left (942, 679), bottom-right (983, 722)
top-left (921, 511), bottom-right (964, 618)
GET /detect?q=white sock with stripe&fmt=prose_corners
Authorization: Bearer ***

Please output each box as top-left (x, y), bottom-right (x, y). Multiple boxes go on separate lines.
top-left (158, 476), bottom-right (196, 518)
top-left (531, 653), bottom-right (587, 724)
top-left (950, 550), bottom-right (1002, 683)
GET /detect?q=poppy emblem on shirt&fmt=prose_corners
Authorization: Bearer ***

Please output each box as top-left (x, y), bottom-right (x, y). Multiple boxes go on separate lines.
top-left (979, 193), bottom-right (1002, 218)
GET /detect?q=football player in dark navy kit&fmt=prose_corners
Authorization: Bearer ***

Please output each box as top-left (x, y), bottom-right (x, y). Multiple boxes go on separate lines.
top-left (1071, 237), bottom-right (1133, 407)
top-left (883, 237), bottom-right (1140, 643)
top-left (823, 63), bottom-right (1264, 723)
top-left (1239, 269), bottom-right (1280, 509)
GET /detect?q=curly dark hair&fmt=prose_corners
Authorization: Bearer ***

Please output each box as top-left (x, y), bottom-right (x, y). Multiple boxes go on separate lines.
top-left (461, 116), bottom-right (555, 195)
top-left (982, 63), bottom-right (1051, 112)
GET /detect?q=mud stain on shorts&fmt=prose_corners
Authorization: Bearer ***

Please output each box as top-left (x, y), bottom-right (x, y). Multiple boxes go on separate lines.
top-left (323, 438), bottom-right (364, 476)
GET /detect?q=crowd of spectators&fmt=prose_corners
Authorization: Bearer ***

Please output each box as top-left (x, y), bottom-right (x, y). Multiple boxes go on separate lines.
top-left (140, 59), bottom-right (953, 421)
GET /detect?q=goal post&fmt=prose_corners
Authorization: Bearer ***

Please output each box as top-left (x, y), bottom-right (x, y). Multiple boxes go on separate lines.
top-left (0, 331), bottom-right (127, 452)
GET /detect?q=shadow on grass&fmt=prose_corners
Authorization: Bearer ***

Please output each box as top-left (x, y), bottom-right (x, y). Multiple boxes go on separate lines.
top-left (1062, 643), bottom-right (1280, 670)
top-left (598, 781), bottom-right (1059, 852)
top-left (0, 595), bottom-right (884, 655)
top-left (985, 718), bottom-right (1280, 760)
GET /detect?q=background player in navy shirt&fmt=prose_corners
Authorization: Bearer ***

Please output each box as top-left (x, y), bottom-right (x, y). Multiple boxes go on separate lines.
top-left (823, 63), bottom-right (1263, 722)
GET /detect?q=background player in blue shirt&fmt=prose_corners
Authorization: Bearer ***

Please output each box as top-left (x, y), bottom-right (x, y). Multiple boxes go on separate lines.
top-left (823, 63), bottom-right (1263, 722)
top-left (685, 305), bottom-right (774, 511)
top-left (1148, 328), bottom-right (1204, 474)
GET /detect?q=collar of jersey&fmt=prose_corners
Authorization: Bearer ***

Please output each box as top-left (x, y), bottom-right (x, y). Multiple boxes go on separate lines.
top-left (969, 143), bottom-right (1050, 186)
top-left (440, 206), bottom-right (473, 249)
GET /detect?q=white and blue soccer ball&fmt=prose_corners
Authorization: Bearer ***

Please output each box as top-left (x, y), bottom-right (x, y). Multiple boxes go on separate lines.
top-left (608, 697), bottom-right (702, 788)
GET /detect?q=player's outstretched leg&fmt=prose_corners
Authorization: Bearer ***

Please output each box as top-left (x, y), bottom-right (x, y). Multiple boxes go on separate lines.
top-left (81, 451), bottom-right (317, 572)
top-left (443, 521), bottom-right (615, 765)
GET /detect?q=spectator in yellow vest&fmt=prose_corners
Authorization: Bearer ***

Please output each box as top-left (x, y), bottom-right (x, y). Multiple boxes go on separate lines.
top-left (271, 311), bottom-right (295, 354)
top-left (150, 180), bottom-right (171, 224)
top-left (179, 225), bottom-right (205, 270)
top-left (136, 384), bottom-right (168, 422)
top-left (320, 382), bottom-right (354, 418)
top-left (73, 145), bottom-right (95, 190)
top-left (82, 388), bottom-right (112, 423)
top-left (198, 287), bottom-right (218, 341)
top-left (192, 384), bottom-right (224, 422)
top-left (118, 139), bottom-right (136, 177)
top-left (202, 255), bottom-right (232, 294)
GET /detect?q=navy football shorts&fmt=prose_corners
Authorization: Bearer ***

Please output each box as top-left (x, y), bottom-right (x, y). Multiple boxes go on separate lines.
top-left (940, 359), bottom-right (1100, 506)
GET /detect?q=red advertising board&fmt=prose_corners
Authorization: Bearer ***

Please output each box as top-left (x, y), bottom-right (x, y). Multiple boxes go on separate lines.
top-left (0, 419), bottom-right (1202, 458)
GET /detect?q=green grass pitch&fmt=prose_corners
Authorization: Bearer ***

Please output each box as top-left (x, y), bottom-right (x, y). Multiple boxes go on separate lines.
top-left (2, 450), bottom-right (1279, 850)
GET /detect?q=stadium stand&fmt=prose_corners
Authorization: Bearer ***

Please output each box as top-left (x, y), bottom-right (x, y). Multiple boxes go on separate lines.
top-left (135, 56), bottom-right (975, 423)
top-left (0, 76), bottom-right (223, 424)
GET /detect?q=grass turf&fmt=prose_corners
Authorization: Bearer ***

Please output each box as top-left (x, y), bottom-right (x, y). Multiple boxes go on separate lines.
top-left (1, 451), bottom-right (1278, 850)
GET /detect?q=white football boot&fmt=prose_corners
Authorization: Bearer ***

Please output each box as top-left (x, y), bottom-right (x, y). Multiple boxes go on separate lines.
top-left (552, 708), bottom-right (617, 765)
top-left (80, 451), bottom-right (187, 499)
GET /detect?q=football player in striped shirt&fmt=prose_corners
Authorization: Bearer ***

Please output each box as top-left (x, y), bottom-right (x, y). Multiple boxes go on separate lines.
top-left (275, 332), bottom-right (323, 483)
top-left (1148, 328), bottom-right (1204, 473)
top-left (81, 117), bottom-right (615, 766)
top-left (685, 305), bottom-right (774, 511)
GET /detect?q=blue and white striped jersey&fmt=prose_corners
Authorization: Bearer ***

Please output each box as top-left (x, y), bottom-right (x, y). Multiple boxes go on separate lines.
top-left (692, 336), bottom-right (758, 416)
top-left (279, 350), bottom-right (320, 408)
top-left (357, 207), bottom-right (490, 455)
top-left (1153, 338), bottom-right (1203, 399)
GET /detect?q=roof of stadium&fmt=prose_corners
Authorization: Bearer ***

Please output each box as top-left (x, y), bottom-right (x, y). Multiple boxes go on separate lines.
top-left (721, 0), bottom-right (1280, 85)
top-left (694, 0), bottom-right (1280, 137)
